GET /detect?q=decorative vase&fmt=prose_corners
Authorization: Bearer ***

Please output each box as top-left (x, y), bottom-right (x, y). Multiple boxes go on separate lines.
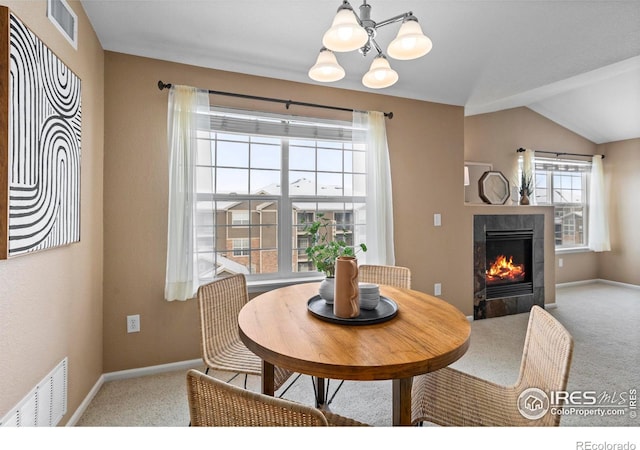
top-left (334, 256), bottom-right (360, 319)
top-left (318, 277), bottom-right (335, 304)
top-left (520, 193), bottom-right (530, 205)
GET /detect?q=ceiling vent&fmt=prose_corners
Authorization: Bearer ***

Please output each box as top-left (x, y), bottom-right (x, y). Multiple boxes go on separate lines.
top-left (47, 0), bottom-right (77, 49)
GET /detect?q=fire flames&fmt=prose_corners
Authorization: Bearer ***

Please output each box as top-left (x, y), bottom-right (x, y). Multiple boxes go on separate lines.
top-left (486, 255), bottom-right (525, 284)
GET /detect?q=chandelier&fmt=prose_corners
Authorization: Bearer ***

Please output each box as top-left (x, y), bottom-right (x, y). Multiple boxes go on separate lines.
top-left (308, 0), bottom-right (433, 89)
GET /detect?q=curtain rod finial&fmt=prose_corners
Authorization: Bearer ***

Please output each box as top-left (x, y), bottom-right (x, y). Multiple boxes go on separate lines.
top-left (158, 80), bottom-right (171, 91)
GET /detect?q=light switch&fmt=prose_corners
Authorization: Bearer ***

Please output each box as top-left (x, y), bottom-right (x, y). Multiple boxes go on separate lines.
top-left (434, 213), bottom-right (441, 227)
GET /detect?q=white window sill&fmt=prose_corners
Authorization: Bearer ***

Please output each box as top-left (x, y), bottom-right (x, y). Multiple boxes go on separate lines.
top-left (246, 275), bottom-right (324, 294)
top-left (555, 246), bottom-right (592, 255)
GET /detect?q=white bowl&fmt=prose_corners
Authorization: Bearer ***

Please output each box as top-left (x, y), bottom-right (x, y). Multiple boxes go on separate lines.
top-left (359, 295), bottom-right (380, 310)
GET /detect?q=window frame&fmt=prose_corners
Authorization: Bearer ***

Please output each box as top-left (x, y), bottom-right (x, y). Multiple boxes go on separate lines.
top-left (195, 107), bottom-right (366, 285)
top-left (531, 157), bottom-right (591, 250)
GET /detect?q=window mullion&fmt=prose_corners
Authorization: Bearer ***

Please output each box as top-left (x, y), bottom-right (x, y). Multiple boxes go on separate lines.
top-left (279, 139), bottom-right (293, 275)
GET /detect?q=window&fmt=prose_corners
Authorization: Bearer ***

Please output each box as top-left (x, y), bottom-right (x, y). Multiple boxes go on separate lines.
top-left (195, 108), bottom-right (366, 282)
top-left (232, 238), bottom-right (250, 256)
top-left (230, 211), bottom-right (249, 227)
top-left (533, 157), bottom-right (591, 249)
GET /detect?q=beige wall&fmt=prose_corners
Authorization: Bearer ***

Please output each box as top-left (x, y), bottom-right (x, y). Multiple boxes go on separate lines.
top-left (555, 252), bottom-right (599, 284)
top-left (103, 51), bottom-right (469, 371)
top-left (464, 107), bottom-right (600, 284)
top-left (103, 52), bottom-right (575, 372)
top-left (597, 138), bottom-right (640, 285)
top-left (465, 107), bottom-right (599, 187)
top-left (0, 1), bottom-right (104, 424)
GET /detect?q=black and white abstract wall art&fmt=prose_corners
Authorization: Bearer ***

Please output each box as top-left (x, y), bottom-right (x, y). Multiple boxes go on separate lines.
top-left (0, 7), bottom-right (81, 259)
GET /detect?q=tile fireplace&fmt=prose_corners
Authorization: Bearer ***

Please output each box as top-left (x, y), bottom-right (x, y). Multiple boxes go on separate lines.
top-left (473, 214), bottom-right (544, 319)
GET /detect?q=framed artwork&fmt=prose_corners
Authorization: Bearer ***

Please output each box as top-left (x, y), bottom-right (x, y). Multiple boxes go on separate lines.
top-left (0, 7), bottom-right (81, 259)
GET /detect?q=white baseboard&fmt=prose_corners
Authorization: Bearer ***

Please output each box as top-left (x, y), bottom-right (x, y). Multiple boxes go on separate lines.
top-left (102, 358), bottom-right (203, 382)
top-left (66, 358), bottom-right (203, 426)
top-left (556, 279), bottom-right (600, 288)
top-left (556, 278), bottom-right (640, 290)
top-left (66, 374), bottom-right (105, 426)
top-left (596, 278), bottom-right (640, 290)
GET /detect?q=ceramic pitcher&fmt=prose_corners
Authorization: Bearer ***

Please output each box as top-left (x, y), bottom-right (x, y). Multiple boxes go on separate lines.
top-left (334, 256), bottom-right (360, 318)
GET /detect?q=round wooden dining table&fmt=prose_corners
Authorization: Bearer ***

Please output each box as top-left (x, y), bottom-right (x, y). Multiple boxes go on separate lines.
top-left (238, 281), bottom-right (471, 426)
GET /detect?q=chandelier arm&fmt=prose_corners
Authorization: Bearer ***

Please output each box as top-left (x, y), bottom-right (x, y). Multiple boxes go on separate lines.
top-left (373, 12), bottom-right (412, 29)
top-left (369, 37), bottom-right (383, 55)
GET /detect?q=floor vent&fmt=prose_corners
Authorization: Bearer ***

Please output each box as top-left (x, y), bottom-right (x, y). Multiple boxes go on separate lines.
top-left (0, 357), bottom-right (68, 426)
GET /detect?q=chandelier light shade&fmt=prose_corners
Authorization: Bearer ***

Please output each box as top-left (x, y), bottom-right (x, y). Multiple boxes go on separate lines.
top-left (362, 55), bottom-right (398, 89)
top-left (387, 16), bottom-right (433, 60)
top-left (322, 6), bottom-right (369, 52)
top-left (308, 48), bottom-right (346, 82)
top-left (310, 0), bottom-right (433, 89)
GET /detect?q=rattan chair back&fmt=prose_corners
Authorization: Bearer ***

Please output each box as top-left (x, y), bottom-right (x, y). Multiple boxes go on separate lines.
top-left (187, 369), bottom-right (329, 426)
top-left (358, 264), bottom-right (411, 289)
top-left (197, 274), bottom-right (294, 390)
top-left (197, 274), bottom-right (261, 375)
top-left (411, 305), bottom-right (574, 426)
top-left (515, 304), bottom-right (575, 425)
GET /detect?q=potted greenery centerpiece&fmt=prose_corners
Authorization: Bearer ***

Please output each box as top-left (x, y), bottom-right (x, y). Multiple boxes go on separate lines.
top-left (519, 172), bottom-right (533, 205)
top-left (303, 213), bottom-right (366, 304)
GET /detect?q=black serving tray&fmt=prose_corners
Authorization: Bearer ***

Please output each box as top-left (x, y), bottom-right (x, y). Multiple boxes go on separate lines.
top-left (307, 295), bottom-right (398, 325)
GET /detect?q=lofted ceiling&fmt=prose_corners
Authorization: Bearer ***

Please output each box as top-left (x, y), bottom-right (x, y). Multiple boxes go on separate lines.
top-left (81, 0), bottom-right (640, 144)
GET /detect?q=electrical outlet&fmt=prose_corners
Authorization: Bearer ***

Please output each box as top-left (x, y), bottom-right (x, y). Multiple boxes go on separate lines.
top-left (434, 213), bottom-right (441, 227)
top-left (558, 258), bottom-right (564, 268)
top-left (434, 283), bottom-right (442, 296)
top-left (127, 314), bottom-right (140, 333)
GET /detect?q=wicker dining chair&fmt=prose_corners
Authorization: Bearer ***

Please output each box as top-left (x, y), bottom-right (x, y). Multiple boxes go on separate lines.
top-left (359, 264), bottom-right (411, 289)
top-left (316, 264), bottom-right (412, 406)
top-left (186, 369), bottom-right (367, 426)
top-left (197, 274), bottom-right (297, 394)
top-left (411, 305), bottom-right (574, 426)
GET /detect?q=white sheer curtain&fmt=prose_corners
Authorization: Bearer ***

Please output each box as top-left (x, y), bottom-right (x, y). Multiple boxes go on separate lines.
top-left (588, 155), bottom-right (611, 252)
top-left (164, 85), bottom-right (209, 301)
top-left (353, 110), bottom-right (395, 265)
top-left (522, 148), bottom-right (536, 204)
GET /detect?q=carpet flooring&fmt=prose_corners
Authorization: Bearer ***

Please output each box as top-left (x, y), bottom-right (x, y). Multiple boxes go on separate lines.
top-left (76, 281), bottom-right (640, 428)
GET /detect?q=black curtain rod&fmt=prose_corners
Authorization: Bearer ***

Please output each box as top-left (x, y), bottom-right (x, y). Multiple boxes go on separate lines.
top-left (516, 147), bottom-right (604, 159)
top-left (157, 81), bottom-right (393, 119)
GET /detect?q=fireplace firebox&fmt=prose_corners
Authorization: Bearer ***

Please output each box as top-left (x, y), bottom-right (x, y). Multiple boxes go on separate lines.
top-left (485, 230), bottom-right (533, 299)
top-left (473, 214), bottom-right (544, 320)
